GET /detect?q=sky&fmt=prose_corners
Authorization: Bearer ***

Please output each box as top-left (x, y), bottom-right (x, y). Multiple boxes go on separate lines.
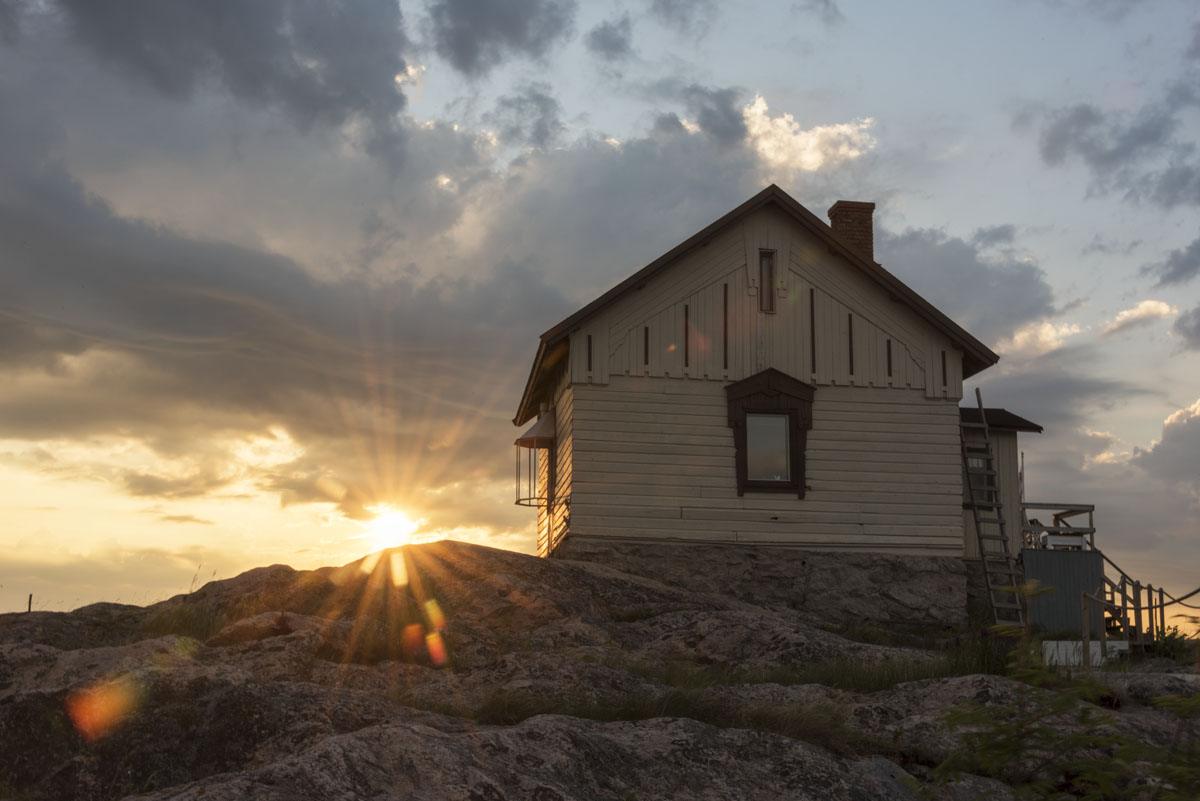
top-left (0, 0), bottom-right (1198, 616)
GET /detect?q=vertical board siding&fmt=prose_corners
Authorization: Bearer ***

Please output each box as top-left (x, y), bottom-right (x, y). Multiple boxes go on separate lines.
top-left (568, 207), bottom-right (963, 400)
top-left (566, 376), bottom-right (963, 555)
top-left (962, 429), bottom-right (1022, 558)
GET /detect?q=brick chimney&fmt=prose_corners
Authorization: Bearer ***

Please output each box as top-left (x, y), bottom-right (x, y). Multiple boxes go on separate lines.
top-left (827, 200), bottom-right (875, 262)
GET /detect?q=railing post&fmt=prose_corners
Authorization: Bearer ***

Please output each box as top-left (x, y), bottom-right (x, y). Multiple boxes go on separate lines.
top-left (1132, 581), bottom-right (1143, 644)
top-left (1081, 592), bottom-right (1091, 672)
top-left (1159, 587), bottom-right (1166, 637)
top-left (1146, 583), bottom-right (1156, 642)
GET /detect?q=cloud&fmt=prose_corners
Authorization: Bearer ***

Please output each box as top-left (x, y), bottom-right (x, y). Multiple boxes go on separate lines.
top-left (742, 95), bottom-right (875, 174)
top-left (425, 0), bottom-right (576, 76)
top-left (0, 0), bottom-right (21, 44)
top-left (648, 0), bottom-right (716, 35)
top-left (1133, 399), bottom-right (1200, 485)
top-left (485, 82), bottom-right (565, 148)
top-left (1142, 236), bottom-right (1200, 287)
top-left (1189, 21), bottom-right (1200, 60)
top-left (1081, 233), bottom-right (1141, 256)
top-left (54, 0), bottom-right (411, 163)
top-left (973, 344), bottom-right (1152, 429)
top-left (1101, 299), bottom-right (1178, 335)
top-left (160, 514), bottom-right (215, 525)
top-left (994, 320), bottom-right (1082, 358)
top-left (793, 0), bottom-right (844, 25)
top-left (1175, 304), bottom-right (1200, 349)
top-left (1029, 73), bottom-right (1200, 208)
top-left (585, 13), bottom-right (633, 61)
top-left (972, 224), bottom-right (1017, 248)
top-left (681, 84), bottom-right (748, 146)
top-left (874, 227), bottom-right (1056, 345)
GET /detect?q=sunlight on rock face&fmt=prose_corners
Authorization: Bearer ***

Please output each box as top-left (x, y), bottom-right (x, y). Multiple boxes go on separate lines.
top-left (66, 675), bottom-right (140, 742)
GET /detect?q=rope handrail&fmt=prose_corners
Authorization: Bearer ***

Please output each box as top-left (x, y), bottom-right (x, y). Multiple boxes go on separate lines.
top-left (1097, 548), bottom-right (1200, 612)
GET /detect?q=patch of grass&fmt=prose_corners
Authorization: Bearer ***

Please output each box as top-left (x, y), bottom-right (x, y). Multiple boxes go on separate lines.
top-left (625, 638), bottom-right (1010, 694)
top-left (442, 687), bottom-right (877, 756)
top-left (139, 604), bottom-right (227, 641)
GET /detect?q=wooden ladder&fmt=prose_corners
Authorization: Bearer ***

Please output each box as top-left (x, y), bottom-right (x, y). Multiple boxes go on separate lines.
top-left (961, 388), bottom-right (1026, 627)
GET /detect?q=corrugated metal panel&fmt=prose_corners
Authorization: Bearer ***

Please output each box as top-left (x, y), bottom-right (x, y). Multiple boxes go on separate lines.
top-left (1022, 549), bottom-right (1105, 637)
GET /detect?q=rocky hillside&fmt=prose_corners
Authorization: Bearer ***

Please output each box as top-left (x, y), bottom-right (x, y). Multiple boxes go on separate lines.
top-left (1, 541), bottom-right (1196, 800)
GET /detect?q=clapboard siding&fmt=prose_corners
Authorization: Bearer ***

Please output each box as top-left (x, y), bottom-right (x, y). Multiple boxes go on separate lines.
top-left (565, 206), bottom-right (964, 401)
top-left (564, 376), bottom-right (963, 555)
top-left (536, 372), bottom-right (574, 557)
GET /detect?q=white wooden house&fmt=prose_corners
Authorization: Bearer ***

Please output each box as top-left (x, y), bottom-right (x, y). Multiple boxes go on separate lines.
top-left (513, 185), bottom-right (1037, 560)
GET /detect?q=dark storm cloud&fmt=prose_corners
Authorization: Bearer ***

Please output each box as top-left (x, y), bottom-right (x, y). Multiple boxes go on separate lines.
top-left (1133, 401), bottom-right (1200, 485)
top-left (875, 228), bottom-right (1056, 345)
top-left (1030, 73), bottom-right (1200, 209)
top-left (1175, 305), bottom-right (1200, 349)
top-left (56, 0), bottom-right (410, 162)
top-left (648, 0), bottom-right (715, 35)
top-left (485, 82), bottom-right (565, 148)
top-left (793, 0), bottom-right (844, 26)
top-left (425, 0), bottom-right (576, 76)
top-left (973, 344), bottom-right (1152, 429)
top-left (1188, 21), bottom-right (1200, 60)
top-left (585, 13), bottom-right (634, 61)
top-left (0, 0), bottom-right (21, 43)
top-left (0, 95), bottom-right (570, 510)
top-left (680, 84), bottom-right (747, 146)
top-left (1141, 235), bottom-right (1200, 287)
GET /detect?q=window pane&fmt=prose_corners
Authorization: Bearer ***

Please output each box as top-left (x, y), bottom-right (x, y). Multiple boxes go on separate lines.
top-left (759, 251), bottom-right (775, 312)
top-left (746, 413), bottom-right (790, 481)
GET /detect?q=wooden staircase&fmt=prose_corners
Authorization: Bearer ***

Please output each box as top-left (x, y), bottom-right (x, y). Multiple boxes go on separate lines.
top-left (961, 388), bottom-right (1026, 627)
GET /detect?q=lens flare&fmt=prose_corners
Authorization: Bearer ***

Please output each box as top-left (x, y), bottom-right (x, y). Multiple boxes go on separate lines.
top-left (402, 623), bottom-right (426, 659)
top-left (388, 551), bottom-right (408, 588)
top-left (423, 598), bottom-right (446, 632)
top-left (66, 675), bottom-right (140, 742)
top-left (425, 631), bottom-right (447, 666)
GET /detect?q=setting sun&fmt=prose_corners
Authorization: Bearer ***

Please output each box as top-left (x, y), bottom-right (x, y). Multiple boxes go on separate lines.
top-left (362, 505), bottom-right (422, 551)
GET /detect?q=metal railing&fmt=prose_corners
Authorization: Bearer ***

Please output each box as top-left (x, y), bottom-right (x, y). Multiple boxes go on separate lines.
top-left (1021, 502), bottom-right (1096, 550)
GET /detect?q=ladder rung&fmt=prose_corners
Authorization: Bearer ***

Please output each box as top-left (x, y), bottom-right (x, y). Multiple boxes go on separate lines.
top-left (993, 601), bottom-right (1024, 610)
top-left (976, 517), bottom-right (1003, 525)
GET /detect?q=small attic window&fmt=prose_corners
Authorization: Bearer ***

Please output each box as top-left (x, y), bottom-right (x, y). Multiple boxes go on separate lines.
top-left (759, 250), bottom-right (776, 313)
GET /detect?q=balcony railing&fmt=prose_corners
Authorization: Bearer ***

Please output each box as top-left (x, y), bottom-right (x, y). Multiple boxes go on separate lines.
top-left (1021, 502), bottom-right (1096, 550)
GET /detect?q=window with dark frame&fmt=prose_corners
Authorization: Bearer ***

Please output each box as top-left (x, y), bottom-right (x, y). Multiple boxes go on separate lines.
top-left (725, 368), bottom-right (814, 498)
top-left (886, 338), bottom-right (893, 378)
top-left (759, 250), bottom-right (776, 313)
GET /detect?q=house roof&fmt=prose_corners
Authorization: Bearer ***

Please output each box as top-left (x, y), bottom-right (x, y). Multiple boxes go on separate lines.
top-left (514, 184), bottom-right (1001, 425)
top-left (959, 407), bottom-right (1043, 433)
